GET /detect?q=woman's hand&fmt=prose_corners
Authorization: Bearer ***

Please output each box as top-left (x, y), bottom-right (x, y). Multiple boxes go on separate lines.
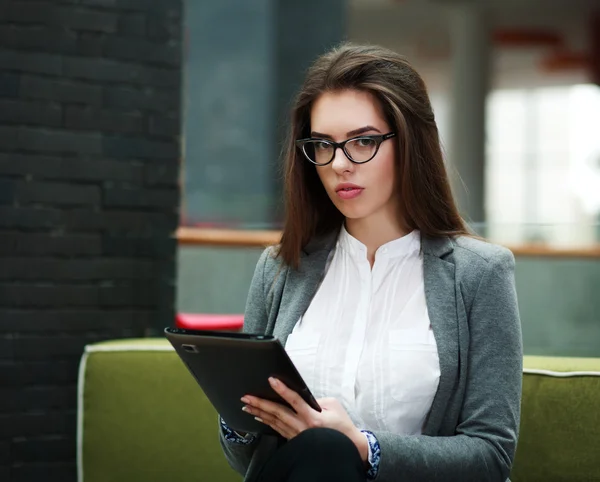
top-left (241, 377), bottom-right (369, 463)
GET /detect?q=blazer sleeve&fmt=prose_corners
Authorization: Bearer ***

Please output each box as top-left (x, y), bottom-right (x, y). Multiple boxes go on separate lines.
top-left (218, 247), bottom-right (272, 476)
top-left (372, 248), bottom-right (523, 482)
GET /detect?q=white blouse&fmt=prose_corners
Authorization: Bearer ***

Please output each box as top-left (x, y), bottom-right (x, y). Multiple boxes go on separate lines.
top-left (285, 226), bottom-right (440, 435)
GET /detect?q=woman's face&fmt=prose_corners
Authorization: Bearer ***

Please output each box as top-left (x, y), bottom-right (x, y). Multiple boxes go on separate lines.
top-left (309, 89), bottom-right (398, 224)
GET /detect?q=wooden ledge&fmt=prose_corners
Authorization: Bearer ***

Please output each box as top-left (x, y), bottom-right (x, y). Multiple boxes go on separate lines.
top-left (176, 227), bottom-right (600, 258)
top-left (177, 227), bottom-right (281, 248)
top-left (506, 245), bottom-right (600, 259)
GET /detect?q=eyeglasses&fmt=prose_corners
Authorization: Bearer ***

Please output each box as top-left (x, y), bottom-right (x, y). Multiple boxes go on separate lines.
top-left (295, 132), bottom-right (396, 166)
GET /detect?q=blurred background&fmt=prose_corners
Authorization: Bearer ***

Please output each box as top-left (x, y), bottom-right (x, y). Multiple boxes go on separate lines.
top-left (179, 0), bottom-right (600, 356)
top-left (0, 0), bottom-right (598, 480)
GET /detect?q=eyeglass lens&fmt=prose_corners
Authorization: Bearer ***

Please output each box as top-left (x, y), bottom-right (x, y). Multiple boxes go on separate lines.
top-left (303, 138), bottom-right (378, 165)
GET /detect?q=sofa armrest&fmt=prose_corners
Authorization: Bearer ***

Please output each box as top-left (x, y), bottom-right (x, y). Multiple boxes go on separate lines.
top-left (77, 338), bottom-right (241, 482)
top-left (511, 355), bottom-right (600, 482)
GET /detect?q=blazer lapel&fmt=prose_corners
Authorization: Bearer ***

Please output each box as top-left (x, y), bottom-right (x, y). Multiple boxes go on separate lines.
top-left (271, 234), bottom-right (336, 345)
top-left (421, 235), bottom-right (460, 435)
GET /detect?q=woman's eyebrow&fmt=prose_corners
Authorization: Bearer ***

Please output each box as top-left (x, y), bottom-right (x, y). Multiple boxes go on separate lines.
top-left (347, 125), bottom-right (381, 137)
top-left (310, 125), bottom-right (382, 139)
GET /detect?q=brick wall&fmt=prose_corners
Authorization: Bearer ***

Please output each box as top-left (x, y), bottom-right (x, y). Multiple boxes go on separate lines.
top-left (0, 1), bottom-right (183, 480)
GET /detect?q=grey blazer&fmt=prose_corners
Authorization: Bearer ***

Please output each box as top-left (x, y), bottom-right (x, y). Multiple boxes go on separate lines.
top-left (219, 233), bottom-right (523, 482)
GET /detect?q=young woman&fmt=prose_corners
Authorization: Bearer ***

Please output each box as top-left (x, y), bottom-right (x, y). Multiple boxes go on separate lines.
top-left (218, 42), bottom-right (522, 482)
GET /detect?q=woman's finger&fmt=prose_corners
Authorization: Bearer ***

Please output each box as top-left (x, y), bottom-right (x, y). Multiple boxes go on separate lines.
top-left (242, 395), bottom-right (298, 425)
top-left (249, 407), bottom-right (296, 439)
top-left (244, 404), bottom-right (294, 431)
top-left (268, 377), bottom-right (316, 418)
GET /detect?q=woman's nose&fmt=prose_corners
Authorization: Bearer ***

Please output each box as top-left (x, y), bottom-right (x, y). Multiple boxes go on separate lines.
top-left (331, 147), bottom-right (353, 173)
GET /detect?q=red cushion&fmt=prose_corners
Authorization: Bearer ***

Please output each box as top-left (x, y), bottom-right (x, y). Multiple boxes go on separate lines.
top-left (175, 313), bottom-right (244, 331)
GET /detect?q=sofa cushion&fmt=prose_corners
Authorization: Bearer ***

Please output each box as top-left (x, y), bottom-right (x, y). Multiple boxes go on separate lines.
top-left (511, 356), bottom-right (600, 482)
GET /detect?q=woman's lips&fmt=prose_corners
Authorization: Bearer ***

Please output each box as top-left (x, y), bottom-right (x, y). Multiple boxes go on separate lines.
top-left (336, 187), bottom-right (364, 200)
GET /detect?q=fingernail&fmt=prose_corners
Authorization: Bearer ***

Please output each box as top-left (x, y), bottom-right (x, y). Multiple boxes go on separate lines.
top-left (241, 397), bottom-right (250, 404)
top-left (269, 377), bottom-right (278, 387)
top-left (241, 406), bottom-right (249, 413)
top-left (255, 417), bottom-right (264, 423)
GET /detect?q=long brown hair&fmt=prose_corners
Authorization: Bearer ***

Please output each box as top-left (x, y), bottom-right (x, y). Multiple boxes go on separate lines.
top-left (278, 42), bottom-right (470, 269)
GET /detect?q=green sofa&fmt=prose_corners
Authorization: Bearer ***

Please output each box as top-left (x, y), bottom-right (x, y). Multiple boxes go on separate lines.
top-left (77, 339), bottom-right (600, 482)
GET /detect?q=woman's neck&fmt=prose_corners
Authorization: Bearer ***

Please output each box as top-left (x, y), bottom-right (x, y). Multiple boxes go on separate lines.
top-left (345, 212), bottom-right (407, 266)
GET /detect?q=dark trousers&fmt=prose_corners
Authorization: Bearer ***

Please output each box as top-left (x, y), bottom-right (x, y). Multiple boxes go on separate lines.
top-left (254, 428), bottom-right (367, 482)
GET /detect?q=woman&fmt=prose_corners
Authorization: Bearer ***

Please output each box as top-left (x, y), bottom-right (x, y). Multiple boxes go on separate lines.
top-left (219, 42), bottom-right (522, 482)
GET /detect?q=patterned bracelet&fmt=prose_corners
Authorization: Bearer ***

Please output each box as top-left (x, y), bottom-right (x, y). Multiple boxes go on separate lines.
top-left (361, 430), bottom-right (381, 480)
top-left (219, 416), bottom-right (256, 445)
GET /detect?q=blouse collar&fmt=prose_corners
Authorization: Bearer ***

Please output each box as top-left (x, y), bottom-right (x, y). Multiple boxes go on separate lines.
top-left (337, 224), bottom-right (421, 260)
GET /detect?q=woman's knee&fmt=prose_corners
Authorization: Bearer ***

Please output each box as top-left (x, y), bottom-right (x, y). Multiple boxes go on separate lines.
top-left (291, 427), bottom-right (360, 459)
top-left (255, 428), bottom-right (366, 482)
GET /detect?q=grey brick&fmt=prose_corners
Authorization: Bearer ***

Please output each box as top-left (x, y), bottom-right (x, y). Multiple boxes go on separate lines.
top-left (0, 258), bottom-right (155, 281)
top-left (103, 135), bottom-right (179, 160)
top-left (82, 0), bottom-right (180, 14)
top-left (0, 232), bottom-right (102, 257)
top-left (0, 386), bottom-right (76, 412)
top-left (79, 0), bottom-right (117, 6)
top-left (103, 36), bottom-right (180, 66)
top-left (14, 334), bottom-right (108, 359)
top-left (63, 57), bottom-right (137, 83)
top-left (18, 127), bottom-right (103, 155)
top-left (103, 235), bottom-right (176, 258)
top-left (15, 181), bottom-right (101, 207)
top-left (0, 25), bottom-right (78, 55)
top-left (0, 310), bottom-right (151, 332)
top-left (0, 73), bottom-right (20, 98)
top-left (0, 411), bottom-right (76, 440)
top-left (5, 2), bottom-right (118, 33)
top-left (63, 209), bottom-right (177, 233)
top-left (0, 207), bottom-right (60, 229)
top-left (12, 436), bottom-right (74, 463)
top-left (3, 2), bottom-right (56, 24)
top-left (0, 153), bottom-right (144, 183)
top-left (63, 56), bottom-right (180, 87)
top-left (0, 441), bottom-right (8, 465)
top-left (0, 99), bottom-right (62, 127)
top-left (104, 187), bottom-right (179, 209)
top-left (118, 13), bottom-right (146, 37)
top-left (148, 114), bottom-right (179, 137)
top-left (100, 283), bottom-right (157, 307)
top-left (144, 163), bottom-right (179, 187)
top-left (147, 17), bottom-right (181, 42)
top-left (65, 106), bottom-right (143, 134)
top-left (103, 86), bottom-right (179, 113)
top-left (0, 335), bottom-right (14, 359)
top-left (0, 125), bottom-right (20, 150)
top-left (0, 179), bottom-right (16, 205)
top-left (20, 75), bottom-right (102, 105)
top-left (56, 6), bottom-right (118, 33)
top-left (77, 32), bottom-right (104, 56)
top-left (0, 49), bottom-right (62, 76)
top-left (144, 65), bottom-right (180, 88)
top-left (0, 284), bottom-right (100, 308)
top-left (0, 360), bottom-right (79, 386)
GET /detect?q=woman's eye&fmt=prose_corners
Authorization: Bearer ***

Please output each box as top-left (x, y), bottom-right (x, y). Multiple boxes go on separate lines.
top-left (315, 141), bottom-right (330, 150)
top-left (356, 138), bottom-right (376, 147)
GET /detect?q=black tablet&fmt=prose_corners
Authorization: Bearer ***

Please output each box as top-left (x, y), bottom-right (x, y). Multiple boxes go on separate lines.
top-left (164, 327), bottom-right (321, 435)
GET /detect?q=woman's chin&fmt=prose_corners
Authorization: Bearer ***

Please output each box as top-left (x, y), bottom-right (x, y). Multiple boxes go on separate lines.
top-left (329, 196), bottom-right (373, 220)
top-left (336, 206), bottom-right (369, 221)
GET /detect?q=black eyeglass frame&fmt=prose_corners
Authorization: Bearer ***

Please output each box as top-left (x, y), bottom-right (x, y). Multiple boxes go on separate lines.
top-left (295, 132), bottom-right (397, 166)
